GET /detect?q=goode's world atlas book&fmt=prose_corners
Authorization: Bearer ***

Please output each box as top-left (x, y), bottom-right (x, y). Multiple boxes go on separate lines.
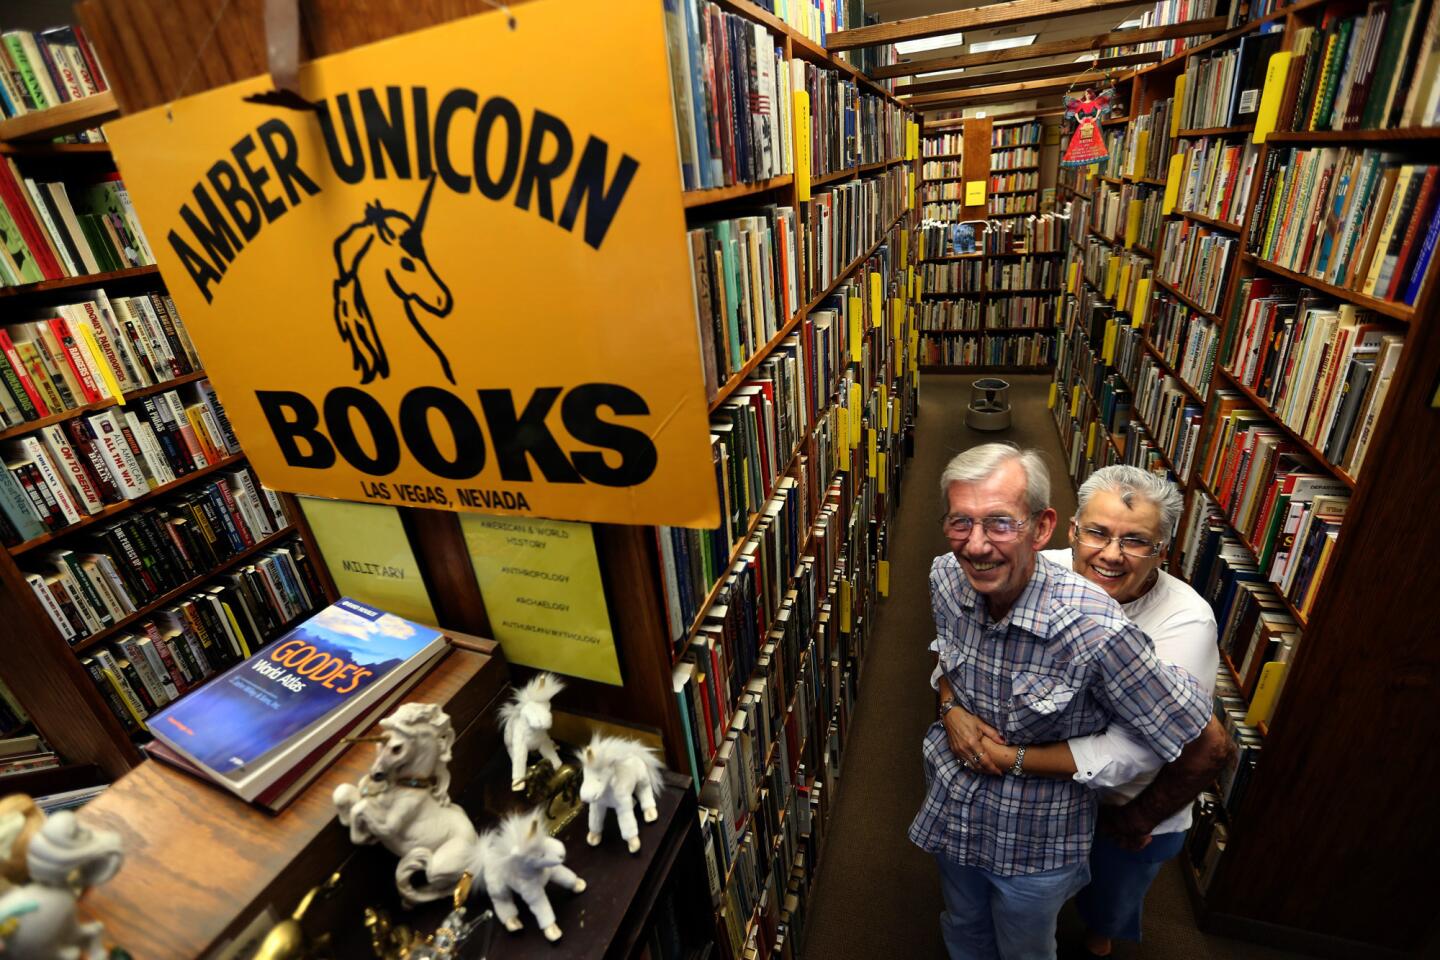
top-left (146, 597), bottom-right (447, 803)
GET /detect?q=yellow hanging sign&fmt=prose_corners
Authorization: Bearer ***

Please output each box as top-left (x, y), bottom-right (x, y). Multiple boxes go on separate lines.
top-left (848, 296), bottom-right (864, 361)
top-left (1171, 76), bottom-right (1186, 137)
top-left (103, 0), bottom-right (718, 527)
top-left (965, 180), bottom-right (987, 206)
top-left (795, 90), bottom-right (813, 201)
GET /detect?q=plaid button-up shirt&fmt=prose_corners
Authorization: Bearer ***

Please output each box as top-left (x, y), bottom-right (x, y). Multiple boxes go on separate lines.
top-left (909, 553), bottom-right (1209, 876)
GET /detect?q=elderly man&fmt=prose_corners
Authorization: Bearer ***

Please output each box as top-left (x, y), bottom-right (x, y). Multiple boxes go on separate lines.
top-left (910, 444), bottom-right (1230, 960)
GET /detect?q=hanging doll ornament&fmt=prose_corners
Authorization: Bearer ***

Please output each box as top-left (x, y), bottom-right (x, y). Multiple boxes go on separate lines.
top-left (1061, 87), bottom-right (1116, 168)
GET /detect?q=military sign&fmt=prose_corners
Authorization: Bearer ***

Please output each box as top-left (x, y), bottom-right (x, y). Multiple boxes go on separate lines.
top-left (104, 0), bottom-right (719, 527)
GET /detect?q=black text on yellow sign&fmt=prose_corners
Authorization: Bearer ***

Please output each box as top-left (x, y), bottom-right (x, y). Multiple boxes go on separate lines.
top-left (104, 0), bottom-right (719, 527)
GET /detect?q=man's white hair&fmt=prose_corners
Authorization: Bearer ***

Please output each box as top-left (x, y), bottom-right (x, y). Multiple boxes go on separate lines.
top-left (939, 442), bottom-right (1051, 514)
top-left (1076, 464), bottom-right (1184, 540)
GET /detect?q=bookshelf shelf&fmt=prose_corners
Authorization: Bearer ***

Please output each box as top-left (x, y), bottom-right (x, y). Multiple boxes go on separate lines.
top-left (10, 452), bottom-right (249, 556)
top-left (1141, 339), bottom-right (1207, 404)
top-left (1127, 403), bottom-right (1190, 490)
top-left (987, 250), bottom-right (1063, 258)
top-left (682, 174), bottom-right (794, 208)
top-left (0, 371), bottom-right (209, 444)
top-left (1132, 245), bottom-right (1156, 259)
top-left (920, 253), bottom-right (985, 262)
top-left (920, 326), bottom-right (1059, 335)
top-left (987, 288), bottom-right (1061, 296)
top-left (921, 291), bottom-right (985, 299)
top-left (990, 188), bottom-right (1038, 197)
top-left (1101, 176), bottom-right (1123, 186)
top-left (1215, 367), bottom-right (1358, 490)
top-left (1240, 253), bottom-right (1416, 323)
top-left (708, 207), bottom-right (908, 412)
top-left (988, 211), bottom-right (1040, 219)
top-left (0, 264), bottom-right (160, 300)
top-left (0, 141), bottom-right (113, 156)
top-left (1178, 124), bottom-right (1254, 137)
top-left (1177, 208), bottom-right (1243, 232)
top-left (0, 92), bottom-right (118, 142)
top-left (71, 523), bottom-right (300, 655)
top-left (1102, 115), bottom-right (1133, 126)
top-left (922, 152), bottom-right (965, 162)
top-left (1192, 473), bottom-right (1310, 633)
top-left (918, 363), bottom-right (1050, 373)
top-left (1154, 275), bottom-right (1221, 321)
top-left (990, 165), bottom-right (1040, 174)
top-left (1261, 128), bottom-right (1440, 143)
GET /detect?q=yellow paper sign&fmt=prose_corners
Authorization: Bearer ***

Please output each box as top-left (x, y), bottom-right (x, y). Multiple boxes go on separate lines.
top-left (1118, 261), bottom-right (1133, 306)
top-left (1164, 153), bottom-right (1184, 214)
top-left (1132, 278), bottom-right (1152, 328)
top-left (1047, 382), bottom-right (1058, 409)
top-left (867, 428), bottom-right (877, 476)
top-left (103, 0), bottom-right (718, 528)
top-left (1071, 384), bottom-right (1081, 410)
top-left (1104, 258), bottom-right (1120, 300)
top-left (1087, 421), bottom-right (1097, 458)
top-left (795, 89), bottom-right (812, 201)
top-left (889, 297), bottom-right (901, 332)
top-left (908, 170), bottom-right (916, 211)
top-left (837, 406), bottom-right (850, 469)
top-left (298, 496), bottom-right (438, 626)
top-left (1125, 200), bottom-right (1142, 247)
top-left (965, 180), bottom-right (986, 206)
top-left (1171, 75), bottom-right (1186, 137)
top-left (849, 381), bottom-right (863, 446)
top-left (877, 451), bottom-right (888, 494)
top-left (460, 514), bottom-right (621, 684)
top-left (878, 558), bottom-right (890, 596)
top-left (839, 578), bottom-right (852, 632)
top-left (1068, 261), bottom-right (1079, 292)
top-left (1253, 51), bottom-right (1293, 144)
top-left (870, 273), bottom-right (883, 328)
top-left (900, 228), bottom-right (909, 267)
top-left (848, 295), bottom-right (864, 361)
top-left (878, 383), bottom-right (889, 429)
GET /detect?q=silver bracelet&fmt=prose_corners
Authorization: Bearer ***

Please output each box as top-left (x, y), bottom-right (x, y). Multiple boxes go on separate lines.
top-left (1011, 745), bottom-right (1026, 776)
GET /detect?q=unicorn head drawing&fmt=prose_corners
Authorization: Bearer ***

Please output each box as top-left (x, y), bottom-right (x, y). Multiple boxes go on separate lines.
top-left (332, 174), bottom-right (456, 384)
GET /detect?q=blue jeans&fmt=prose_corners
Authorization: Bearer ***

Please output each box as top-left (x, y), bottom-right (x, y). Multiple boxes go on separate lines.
top-left (1074, 829), bottom-right (1186, 942)
top-left (935, 856), bottom-right (1091, 960)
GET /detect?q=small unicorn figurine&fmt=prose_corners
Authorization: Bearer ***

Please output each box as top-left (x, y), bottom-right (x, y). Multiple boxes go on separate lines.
top-left (474, 809), bottom-right (585, 942)
top-left (334, 703), bottom-right (484, 905)
top-left (578, 735), bottom-right (665, 854)
top-left (499, 673), bottom-right (565, 791)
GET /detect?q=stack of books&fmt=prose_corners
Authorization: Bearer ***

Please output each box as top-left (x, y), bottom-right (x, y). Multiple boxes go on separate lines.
top-left (0, 27), bottom-right (109, 119)
top-left (0, 166), bottom-right (153, 284)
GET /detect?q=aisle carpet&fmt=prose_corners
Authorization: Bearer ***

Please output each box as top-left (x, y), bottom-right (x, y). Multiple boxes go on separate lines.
top-left (800, 375), bottom-right (1305, 960)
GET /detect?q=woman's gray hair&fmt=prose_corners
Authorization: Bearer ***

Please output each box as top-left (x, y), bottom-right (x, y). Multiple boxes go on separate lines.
top-left (1076, 465), bottom-right (1184, 540)
top-left (939, 443), bottom-right (1051, 514)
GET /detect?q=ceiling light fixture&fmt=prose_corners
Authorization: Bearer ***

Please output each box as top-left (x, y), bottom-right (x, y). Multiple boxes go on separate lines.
top-left (896, 31), bottom-right (965, 55)
top-left (969, 35), bottom-right (1036, 53)
top-left (1116, 16), bottom-right (1145, 28)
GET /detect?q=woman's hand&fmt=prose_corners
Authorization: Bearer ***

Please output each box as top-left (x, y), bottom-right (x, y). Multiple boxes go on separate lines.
top-left (943, 703), bottom-right (1006, 775)
top-left (976, 735), bottom-right (1017, 776)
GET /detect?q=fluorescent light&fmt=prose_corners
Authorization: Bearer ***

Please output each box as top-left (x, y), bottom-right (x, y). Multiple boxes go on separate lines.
top-left (915, 68), bottom-right (965, 79)
top-left (1116, 16), bottom-right (1145, 28)
top-left (969, 35), bottom-right (1036, 53)
top-left (896, 31), bottom-right (965, 55)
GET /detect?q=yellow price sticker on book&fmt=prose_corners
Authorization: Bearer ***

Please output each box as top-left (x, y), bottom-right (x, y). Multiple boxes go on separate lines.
top-left (795, 89), bottom-right (812, 200)
top-left (965, 180), bottom-right (986, 206)
top-left (848, 295), bottom-right (863, 361)
top-left (878, 558), bottom-right (890, 596)
top-left (1163, 153), bottom-right (1184, 214)
top-left (1253, 51), bottom-right (1292, 144)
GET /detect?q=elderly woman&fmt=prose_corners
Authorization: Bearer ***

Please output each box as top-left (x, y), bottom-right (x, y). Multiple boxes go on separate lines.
top-left (947, 464), bottom-right (1218, 959)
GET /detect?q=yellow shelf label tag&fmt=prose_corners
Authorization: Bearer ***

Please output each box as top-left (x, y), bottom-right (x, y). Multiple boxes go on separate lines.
top-left (1072, 384), bottom-right (1081, 410)
top-left (840, 578), bottom-right (852, 632)
top-left (1068, 261), bottom-right (1079, 293)
top-left (850, 381), bottom-right (863, 446)
top-left (965, 180), bottom-right (986, 206)
top-left (878, 558), bottom-right (890, 595)
top-left (837, 407), bottom-right (850, 469)
top-left (1253, 51), bottom-right (1292, 144)
top-left (870, 272), bottom-right (883, 328)
top-left (867, 428), bottom-right (877, 476)
top-left (879, 384), bottom-right (889, 429)
top-left (900, 227), bottom-right (909, 268)
top-left (1047, 382), bottom-right (1058, 409)
top-left (1163, 153), bottom-right (1184, 215)
top-left (848, 295), bottom-right (863, 361)
top-left (1170, 75), bottom-right (1186, 137)
top-left (1132, 278), bottom-right (1151, 328)
top-left (1125, 200), bottom-right (1142, 247)
top-left (794, 90), bottom-right (812, 201)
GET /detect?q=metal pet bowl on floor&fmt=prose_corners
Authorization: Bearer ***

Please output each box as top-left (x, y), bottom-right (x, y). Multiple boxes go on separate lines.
top-left (966, 378), bottom-right (1011, 431)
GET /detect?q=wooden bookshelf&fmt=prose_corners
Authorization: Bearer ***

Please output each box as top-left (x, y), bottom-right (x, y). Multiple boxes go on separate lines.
top-left (1154, 275), bottom-right (1222, 322)
top-left (1262, 127), bottom-right (1440, 143)
top-left (0, 371), bottom-right (208, 444)
top-left (0, 264), bottom-right (159, 300)
top-left (0, 91), bottom-right (117, 142)
top-left (683, 174), bottom-right (794, 208)
top-left (1240, 252), bottom-right (1416, 323)
top-left (1177, 208), bottom-right (1243, 232)
top-left (1141, 338), bottom-right (1207, 404)
top-left (1177, 124), bottom-right (1253, 136)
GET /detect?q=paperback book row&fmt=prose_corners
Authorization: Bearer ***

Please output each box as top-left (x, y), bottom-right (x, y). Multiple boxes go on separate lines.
top-left (0, 26), bottom-right (108, 119)
top-left (992, 122), bottom-right (1042, 147)
top-left (79, 533), bottom-right (327, 734)
top-left (1193, 402), bottom-right (1351, 617)
top-left (1120, 417), bottom-right (1188, 488)
top-left (664, 235), bottom-right (910, 643)
top-left (988, 195), bottom-right (1038, 217)
top-left (798, 61), bottom-right (905, 177)
top-left (1050, 353), bottom-right (1118, 489)
top-left (920, 133), bottom-right (962, 158)
top-left (920, 161), bottom-right (964, 181)
top-left (917, 299), bottom-right (982, 332)
top-left (0, 380), bottom-right (240, 546)
top-left (1175, 30), bottom-right (1281, 131)
top-left (687, 166), bottom-right (906, 398)
top-left (21, 462), bottom-right (292, 646)
top-left (922, 260), bottom-right (982, 293)
top-left (0, 164), bottom-right (153, 285)
top-left (990, 146), bottom-right (1040, 171)
top-left (1186, 790), bottom-right (1229, 893)
top-left (985, 297), bottom-right (1057, 329)
top-left (1120, 97), bottom-right (1174, 182)
top-left (1222, 277), bottom-right (1403, 475)
top-left (664, 0), bottom-right (792, 192)
top-left (988, 171), bottom-right (1040, 194)
top-left (1130, 0), bottom-right (1234, 59)
top-left (1131, 357), bottom-right (1207, 482)
top-left (1157, 218), bottom-right (1235, 314)
top-left (1280, 0), bottom-right (1440, 132)
top-left (1212, 673), bottom-right (1264, 811)
top-left (1149, 293), bottom-right (1222, 396)
top-left (734, 0), bottom-right (861, 47)
top-left (988, 256), bottom-right (1059, 290)
top-left (987, 216), bottom-right (1068, 255)
top-left (0, 289), bottom-right (202, 429)
top-left (1247, 147), bottom-right (1439, 307)
top-left (917, 332), bottom-right (1054, 366)
top-left (1171, 135), bottom-right (1259, 227)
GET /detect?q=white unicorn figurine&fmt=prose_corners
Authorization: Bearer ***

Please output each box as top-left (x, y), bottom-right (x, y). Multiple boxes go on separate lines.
top-left (0, 807), bottom-right (124, 960)
top-left (499, 673), bottom-right (565, 791)
top-left (578, 735), bottom-right (665, 854)
top-left (474, 809), bottom-right (585, 942)
top-left (334, 703), bottom-right (484, 905)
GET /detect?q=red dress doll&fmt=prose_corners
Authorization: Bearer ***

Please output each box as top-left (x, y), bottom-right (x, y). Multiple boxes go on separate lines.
top-left (1062, 88), bottom-right (1116, 167)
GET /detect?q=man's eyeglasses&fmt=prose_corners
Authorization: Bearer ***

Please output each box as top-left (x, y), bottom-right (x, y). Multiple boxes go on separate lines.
top-left (1070, 521), bottom-right (1164, 558)
top-left (941, 513), bottom-right (1036, 542)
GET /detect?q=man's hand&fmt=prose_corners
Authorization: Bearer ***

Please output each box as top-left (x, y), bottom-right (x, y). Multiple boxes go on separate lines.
top-left (1098, 805), bottom-right (1154, 851)
top-left (943, 703), bottom-right (1007, 775)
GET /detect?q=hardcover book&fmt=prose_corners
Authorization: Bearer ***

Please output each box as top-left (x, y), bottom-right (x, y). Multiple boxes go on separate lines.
top-left (146, 597), bottom-right (447, 804)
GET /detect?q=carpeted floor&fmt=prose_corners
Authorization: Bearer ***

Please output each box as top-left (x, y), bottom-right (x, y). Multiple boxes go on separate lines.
top-left (801, 374), bottom-right (1307, 960)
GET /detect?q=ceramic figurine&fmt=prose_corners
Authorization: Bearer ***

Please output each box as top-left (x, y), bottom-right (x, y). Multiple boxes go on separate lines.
top-left (475, 810), bottom-right (584, 942)
top-left (334, 703), bottom-right (485, 905)
top-left (0, 807), bottom-right (124, 960)
top-left (578, 735), bottom-right (664, 854)
top-left (499, 673), bottom-right (565, 791)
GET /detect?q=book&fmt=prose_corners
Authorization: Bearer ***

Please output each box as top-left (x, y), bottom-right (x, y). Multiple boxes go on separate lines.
top-left (145, 597), bottom-right (447, 804)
